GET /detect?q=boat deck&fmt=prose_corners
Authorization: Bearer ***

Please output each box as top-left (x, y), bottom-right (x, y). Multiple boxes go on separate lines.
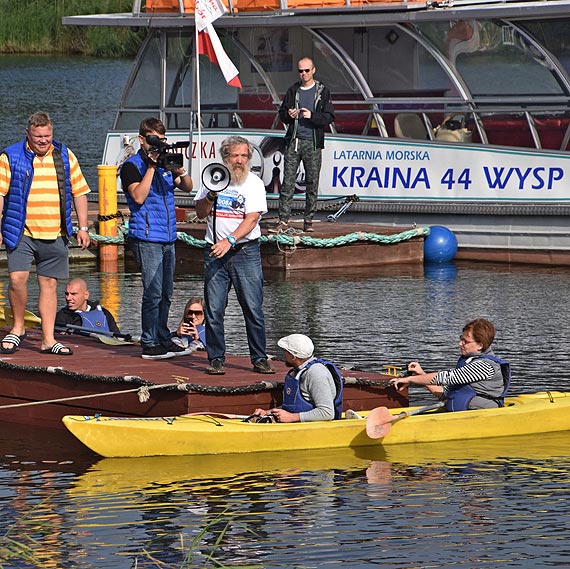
top-left (0, 328), bottom-right (406, 429)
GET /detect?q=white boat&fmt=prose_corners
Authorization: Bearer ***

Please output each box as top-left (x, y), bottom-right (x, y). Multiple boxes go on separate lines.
top-left (65, 0), bottom-right (570, 264)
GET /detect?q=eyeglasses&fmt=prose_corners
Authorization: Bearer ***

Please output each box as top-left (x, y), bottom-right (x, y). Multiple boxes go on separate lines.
top-left (459, 336), bottom-right (476, 345)
top-left (186, 310), bottom-right (203, 317)
top-left (298, 68), bottom-right (312, 73)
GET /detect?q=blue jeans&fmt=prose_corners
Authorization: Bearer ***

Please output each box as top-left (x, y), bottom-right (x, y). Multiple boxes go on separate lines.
top-left (204, 242), bottom-right (267, 364)
top-left (131, 238), bottom-right (175, 347)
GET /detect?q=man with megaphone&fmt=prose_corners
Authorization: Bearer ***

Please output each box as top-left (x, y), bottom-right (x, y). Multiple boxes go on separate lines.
top-left (195, 135), bottom-right (275, 376)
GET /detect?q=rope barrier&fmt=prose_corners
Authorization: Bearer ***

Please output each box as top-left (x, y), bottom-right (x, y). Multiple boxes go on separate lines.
top-left (176, 226), bottom-right (429, 250)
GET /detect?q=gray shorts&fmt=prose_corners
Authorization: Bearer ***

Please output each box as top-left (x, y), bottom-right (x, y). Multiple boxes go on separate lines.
top-left (7, 235), bottom-right (69, 279)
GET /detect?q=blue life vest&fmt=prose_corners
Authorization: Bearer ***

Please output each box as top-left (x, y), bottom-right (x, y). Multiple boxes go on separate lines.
top-left (123, 151), bottom-right (177, 243)
top-left (1, 140), bottom-right (73, 250)
top-left (282, 358), bottom-right (344, 420)
top-left (78, 306), bottom-right (111, 333)
top-left (446, 354), bottom-right (511, 412)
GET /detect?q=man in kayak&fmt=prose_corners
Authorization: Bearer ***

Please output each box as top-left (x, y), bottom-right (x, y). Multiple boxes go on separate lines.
top-left (390, 318), bottom-right (510, 411)
top-left (55, 277), bottom-right (121, 335)
top-left (252, 334), bottom-right (343, 423)
top-left (195, 135), bottom-right (275, 376)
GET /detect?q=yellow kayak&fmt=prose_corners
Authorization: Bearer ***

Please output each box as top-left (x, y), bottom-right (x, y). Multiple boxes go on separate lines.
top-left (62, 391), bottom-right (570, 458)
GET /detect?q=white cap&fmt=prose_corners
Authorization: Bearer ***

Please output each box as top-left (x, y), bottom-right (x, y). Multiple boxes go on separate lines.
top-left (278, 334), bottom-right (314, 359)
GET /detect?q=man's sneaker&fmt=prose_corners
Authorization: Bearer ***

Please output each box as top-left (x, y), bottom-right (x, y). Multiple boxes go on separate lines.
top-left (268, 220), bottom-right (289, 234)
top-left (206, 359), bottom-right (225, 375)
top-left (161, 341), bottom-right (186, 354)
top-left (141, 345), bottom-right (176, 360)
top-left (303, 221), bottom-right (314, 232)
top-left (253, 359), bottom-right (276, 374)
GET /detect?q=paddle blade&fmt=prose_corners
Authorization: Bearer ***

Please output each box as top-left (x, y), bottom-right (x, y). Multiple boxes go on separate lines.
top-left (4, 307), bottom-right (42, 327)
top-left (366, 406), bottom-right (394, 439)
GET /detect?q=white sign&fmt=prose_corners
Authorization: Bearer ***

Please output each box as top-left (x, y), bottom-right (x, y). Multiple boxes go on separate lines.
top-left (195, 0), bottom-right (227, 32)
top-left (104, 130), bottom-right (570, 202)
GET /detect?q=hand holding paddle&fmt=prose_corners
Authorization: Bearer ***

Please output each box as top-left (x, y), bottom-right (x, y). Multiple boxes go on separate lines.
top-left (366, 401), bottom-right (444, 439)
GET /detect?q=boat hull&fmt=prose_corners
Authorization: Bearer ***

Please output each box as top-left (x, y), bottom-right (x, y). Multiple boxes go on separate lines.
top-left (62, 391), bottom-right (570, 457)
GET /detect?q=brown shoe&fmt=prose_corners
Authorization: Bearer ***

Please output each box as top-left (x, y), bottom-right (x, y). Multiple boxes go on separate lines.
top-left (252, 358), bottom-right (276, 374)
top-left (206, 359), bottom-right (225, 375)
top-left (268, 220), bottom-right (289, 234)
top-left (304, 221), bottom-right (314, 232)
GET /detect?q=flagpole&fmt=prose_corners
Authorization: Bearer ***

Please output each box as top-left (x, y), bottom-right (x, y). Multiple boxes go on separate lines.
top-left (195, 21), bottom-right (202, 188)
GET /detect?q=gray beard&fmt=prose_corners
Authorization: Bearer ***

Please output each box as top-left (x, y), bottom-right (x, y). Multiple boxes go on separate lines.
top-left (230, 164), bottom-right (249, 185)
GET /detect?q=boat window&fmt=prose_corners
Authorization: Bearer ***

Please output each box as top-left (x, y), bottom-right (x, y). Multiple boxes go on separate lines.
top-left (417, 21), bottom-right (567, 98)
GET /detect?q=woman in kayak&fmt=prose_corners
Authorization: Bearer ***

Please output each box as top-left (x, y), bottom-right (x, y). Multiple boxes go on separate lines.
top-left (391, 318), bottom-right (510, 411)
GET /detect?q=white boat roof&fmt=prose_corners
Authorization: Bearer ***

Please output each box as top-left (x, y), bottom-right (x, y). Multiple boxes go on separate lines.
top-left (63, 0), bottom-right (570, 28)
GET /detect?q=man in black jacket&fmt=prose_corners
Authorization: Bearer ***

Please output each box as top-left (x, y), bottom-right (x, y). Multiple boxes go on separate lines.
top-left (55, 278), bottom-right (121, 335)
top-left (273, 57), bottom-right (335, 233)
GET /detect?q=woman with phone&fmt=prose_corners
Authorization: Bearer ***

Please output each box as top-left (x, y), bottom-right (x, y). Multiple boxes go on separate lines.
top-left (172, 297), bottom-right (206, 351)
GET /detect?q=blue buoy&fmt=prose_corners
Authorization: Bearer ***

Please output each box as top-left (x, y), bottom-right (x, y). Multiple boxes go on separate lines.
top-left (424, 226), bottom-right (458, 263)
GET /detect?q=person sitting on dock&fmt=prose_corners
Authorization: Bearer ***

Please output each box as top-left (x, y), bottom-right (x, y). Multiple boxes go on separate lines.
top-left (171, 296), bottom-right (206, 351)
top-left (390, 318), bottom-right (511, 411)
top-left (55, 278), bottom-right (120, 335)
top-left (195, 135), bottom-right (275, 376)
top-left (252, 334), bottom-right (343, 423)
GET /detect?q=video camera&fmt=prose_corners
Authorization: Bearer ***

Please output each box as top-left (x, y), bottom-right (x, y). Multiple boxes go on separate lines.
top-left (145, 135), bottom-right (190, 171)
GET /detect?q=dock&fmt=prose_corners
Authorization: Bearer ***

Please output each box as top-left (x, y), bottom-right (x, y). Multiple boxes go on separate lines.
top-left (0, 328), bottom-right (407, 430)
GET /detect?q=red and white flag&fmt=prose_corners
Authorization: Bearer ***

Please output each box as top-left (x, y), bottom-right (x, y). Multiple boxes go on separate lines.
top-left (197, 24), bottom-right (242, 88)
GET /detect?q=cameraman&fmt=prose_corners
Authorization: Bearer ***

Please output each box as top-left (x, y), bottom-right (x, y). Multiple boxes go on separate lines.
top-left (120, 117), bottom-right (193, 360)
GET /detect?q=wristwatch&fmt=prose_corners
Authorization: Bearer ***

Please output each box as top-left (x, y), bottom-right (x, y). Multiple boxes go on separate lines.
top-left (79, 226), bottom-right (90, 232)
top-left (227, 234), bottom-right (237, 247)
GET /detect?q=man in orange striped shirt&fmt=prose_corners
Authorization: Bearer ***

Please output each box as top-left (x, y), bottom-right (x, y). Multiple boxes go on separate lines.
top-left (0, 111), bottom-right (91, 356)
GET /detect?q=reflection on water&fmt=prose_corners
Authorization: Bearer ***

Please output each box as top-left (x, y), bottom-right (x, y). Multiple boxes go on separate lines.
top-left (1, 422), bottom-right (568, 568)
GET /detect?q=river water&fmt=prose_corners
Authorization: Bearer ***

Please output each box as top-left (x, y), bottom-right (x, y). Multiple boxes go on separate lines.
top-left (1, 55), bottom-right (569, 568)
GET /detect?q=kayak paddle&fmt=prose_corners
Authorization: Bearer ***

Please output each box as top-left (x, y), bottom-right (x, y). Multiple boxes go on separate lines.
top-left (366, 401), bottom-right (445, 439)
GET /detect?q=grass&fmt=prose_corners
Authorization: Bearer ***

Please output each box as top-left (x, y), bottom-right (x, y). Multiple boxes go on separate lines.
top-left (0, 0), bottom-right (144, 57)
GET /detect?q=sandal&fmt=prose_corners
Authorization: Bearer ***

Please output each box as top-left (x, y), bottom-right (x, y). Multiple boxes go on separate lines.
top-left (40, 342), bottom-right (73, 356)
top-left (1, 332), bottom-right (27, 354)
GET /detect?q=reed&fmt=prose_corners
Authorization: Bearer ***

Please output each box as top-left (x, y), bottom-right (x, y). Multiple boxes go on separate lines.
top-left (0, 0), bottom-right (143, 57)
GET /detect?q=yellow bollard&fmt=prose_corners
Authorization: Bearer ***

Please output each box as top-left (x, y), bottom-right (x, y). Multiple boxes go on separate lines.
top-left (97, 165), bottom-right (119, 269)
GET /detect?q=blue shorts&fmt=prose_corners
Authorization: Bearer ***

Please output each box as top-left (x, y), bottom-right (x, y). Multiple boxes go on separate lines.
top-left (7, 236), bottom-right (69, 279)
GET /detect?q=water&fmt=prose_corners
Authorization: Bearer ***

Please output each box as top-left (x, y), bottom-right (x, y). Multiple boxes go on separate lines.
top-left (1, 55), bottom-right (569, 568)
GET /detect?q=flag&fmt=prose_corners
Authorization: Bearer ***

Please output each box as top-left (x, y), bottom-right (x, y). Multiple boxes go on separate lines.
top-left (195, 0), bottom-right (226, 31)
top-left (198, 24), bottom-right (242, 88)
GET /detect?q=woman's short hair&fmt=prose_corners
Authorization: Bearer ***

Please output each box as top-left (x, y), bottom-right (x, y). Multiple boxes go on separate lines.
top-left (463, 318), bottom-right (495, 351)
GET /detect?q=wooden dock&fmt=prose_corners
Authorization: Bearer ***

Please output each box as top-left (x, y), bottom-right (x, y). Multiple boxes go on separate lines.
top-left (172, 214), bottom-right (426, 273)
top-left (0, 328), bottom-right (407, 430)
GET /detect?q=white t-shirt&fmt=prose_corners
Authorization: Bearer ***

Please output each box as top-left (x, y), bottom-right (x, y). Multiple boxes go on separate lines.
top-left (195, 171), bottom-right (267, 244)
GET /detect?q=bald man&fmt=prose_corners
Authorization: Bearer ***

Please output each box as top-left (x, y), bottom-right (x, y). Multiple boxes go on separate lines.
top-left (55, 277), bottom-right (120, 335)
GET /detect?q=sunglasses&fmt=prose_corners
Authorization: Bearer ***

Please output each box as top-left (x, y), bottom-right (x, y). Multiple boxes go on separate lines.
top-left (298, 68), bottom-right (312, 73)
top-left (186, 310), bottom-right (203, 316)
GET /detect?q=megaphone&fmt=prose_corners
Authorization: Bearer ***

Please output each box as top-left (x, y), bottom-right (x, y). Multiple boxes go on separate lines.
top-left (202, 163), bottom-right (231, 193)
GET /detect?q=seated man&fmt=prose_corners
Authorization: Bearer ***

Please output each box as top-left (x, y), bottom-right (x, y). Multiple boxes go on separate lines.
top-left (253, 334), bottom-right (343, 423)
top-left (55, 277), bottom-right (120, 334)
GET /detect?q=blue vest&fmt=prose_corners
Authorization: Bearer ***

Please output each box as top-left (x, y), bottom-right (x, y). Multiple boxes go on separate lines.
top-left (1, 140), bottom-right (73, 250)
top-left (78, 306), bottom-right (111, 333)
top-left (446, 354), bottom-right (511, 412)
top-left (282, 358), bottom-right (344, 420)
top-left (123, 151), bottom-right (177, 243)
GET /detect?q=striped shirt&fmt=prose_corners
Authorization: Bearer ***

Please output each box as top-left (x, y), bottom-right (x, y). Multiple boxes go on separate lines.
top-left (434, 357), bottom-right (503, 398)
top-left (0, 143), bottom-right (90, 240)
